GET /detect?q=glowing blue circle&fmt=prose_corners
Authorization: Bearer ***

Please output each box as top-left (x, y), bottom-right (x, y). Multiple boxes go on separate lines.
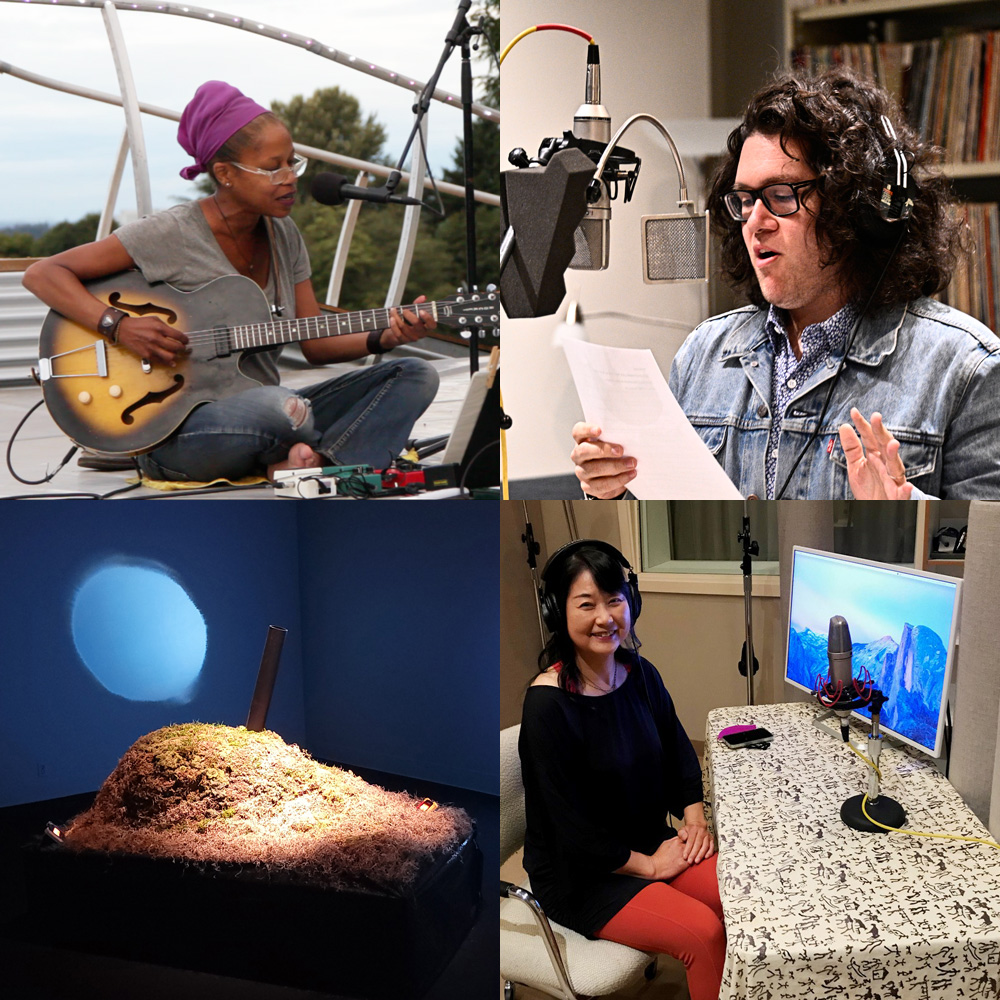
top-left (71, 563), bottom-right (207, 702)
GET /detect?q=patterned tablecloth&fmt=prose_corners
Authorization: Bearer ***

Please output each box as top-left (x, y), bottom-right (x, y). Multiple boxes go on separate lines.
top-left (706, 702), bottom-right (1000, 1000)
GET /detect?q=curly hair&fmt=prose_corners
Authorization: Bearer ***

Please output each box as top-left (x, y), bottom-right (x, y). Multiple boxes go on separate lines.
top-left (537, 544), bottom-right (639, 693)
top-left (707, 68), bottom-right (964, 311)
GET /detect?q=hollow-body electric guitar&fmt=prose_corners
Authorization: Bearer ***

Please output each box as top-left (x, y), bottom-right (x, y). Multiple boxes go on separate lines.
top-left (37, 271), bottom-right (499, 455)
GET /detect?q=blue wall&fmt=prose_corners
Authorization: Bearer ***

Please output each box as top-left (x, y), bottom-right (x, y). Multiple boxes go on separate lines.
top-left (297, 503), bottom-right (499, 795)
top-left (0, 502), bottom-right (304, 807)
top-left (0, 500), bottom-right (499, 808)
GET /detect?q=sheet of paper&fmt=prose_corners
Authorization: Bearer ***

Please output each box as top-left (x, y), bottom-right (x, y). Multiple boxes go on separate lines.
top-left (563, 336), bottom-right (742, 499)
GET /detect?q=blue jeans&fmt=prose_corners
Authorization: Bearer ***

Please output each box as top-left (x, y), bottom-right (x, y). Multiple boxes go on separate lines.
top-left (136, 357), bottom-right (439, 481)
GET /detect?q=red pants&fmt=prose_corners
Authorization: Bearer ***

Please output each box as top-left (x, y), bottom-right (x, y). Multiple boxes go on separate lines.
top-left (594, 854), bottom-right (725, 1000)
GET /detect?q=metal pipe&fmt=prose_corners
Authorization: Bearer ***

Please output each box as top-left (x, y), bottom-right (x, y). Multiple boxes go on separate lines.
top-left (246, 625), bottom-right (287, 732)
top-left (0, 61), bottom-right (500, 207)
top-left (0, 0), bottom-right (499, 125)
top-left (101, 1), bottom-right (152, 218)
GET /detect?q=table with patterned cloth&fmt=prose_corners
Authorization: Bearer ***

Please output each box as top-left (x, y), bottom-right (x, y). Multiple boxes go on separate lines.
top-left (705, 702), bottom-right (1000, 1000)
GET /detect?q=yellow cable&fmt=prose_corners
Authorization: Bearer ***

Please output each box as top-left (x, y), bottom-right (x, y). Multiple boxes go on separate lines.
top-left (845, 739), bottom-right (881, 779)
top-left (860, 795), bottom-right (1000, 849)
top-left (500, 387), bottom-right (509, 499)
top-left (845, 739), bottom-right (1000, 848)
top-left (499, 24), bottom-right (596, 67)
top-left (499, 26), bottom-right (536, 66)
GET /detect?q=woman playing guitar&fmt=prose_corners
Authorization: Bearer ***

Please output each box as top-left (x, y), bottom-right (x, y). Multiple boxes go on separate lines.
top-left (23, 80), bottom-right (439, 482)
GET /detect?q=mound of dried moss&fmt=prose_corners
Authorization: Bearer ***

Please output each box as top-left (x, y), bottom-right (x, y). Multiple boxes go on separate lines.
top-left (63, 723), bottom-right (472, 891)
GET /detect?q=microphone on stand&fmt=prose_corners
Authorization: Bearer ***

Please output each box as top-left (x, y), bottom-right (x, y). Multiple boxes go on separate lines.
top-left (569, 43), bottom-right (611, 271)
top-left (813, 615), bottom-right (906, 832)
top-left (311, 171), bottom-right (425, 208)
top-left (826, 615), bottom-right (855, 742)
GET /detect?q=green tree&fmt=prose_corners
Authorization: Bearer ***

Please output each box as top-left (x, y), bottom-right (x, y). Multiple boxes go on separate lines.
top-left (0, 231), bottom-right (38, 257)
top-left (426, 0), bottom-right (500, 300)
top-left (35, 214), bottom-right (108, 256)
top-left (270, 86), bottom-right (389, 198)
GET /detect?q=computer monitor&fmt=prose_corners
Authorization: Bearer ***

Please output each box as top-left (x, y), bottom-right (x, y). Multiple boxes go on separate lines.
top-left (785, 546), bottom-right (961, 758)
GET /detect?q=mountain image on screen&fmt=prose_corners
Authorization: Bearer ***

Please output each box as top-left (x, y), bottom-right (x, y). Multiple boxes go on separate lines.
top-left (787, 622), bottom-right (947, 749)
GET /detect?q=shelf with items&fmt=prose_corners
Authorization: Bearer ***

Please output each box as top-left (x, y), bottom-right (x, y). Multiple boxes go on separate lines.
top-left (785, 1), bottom-right (1000, 331)
top-left (915, 499), bottom-right (969, 574)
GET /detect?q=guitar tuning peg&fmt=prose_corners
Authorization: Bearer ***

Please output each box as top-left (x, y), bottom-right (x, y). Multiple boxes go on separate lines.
top-left (486, 283), bottom-right (497, 292)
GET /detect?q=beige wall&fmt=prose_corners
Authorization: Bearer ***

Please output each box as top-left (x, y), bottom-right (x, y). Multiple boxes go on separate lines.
top-left (500, 500), bottom-right (786, 740)
top-left (502, 0), bottom-right (714, 479)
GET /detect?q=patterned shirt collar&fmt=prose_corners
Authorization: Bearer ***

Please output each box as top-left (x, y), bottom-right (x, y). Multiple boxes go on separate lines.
top-left (765, 300), bottom-right (858, 362)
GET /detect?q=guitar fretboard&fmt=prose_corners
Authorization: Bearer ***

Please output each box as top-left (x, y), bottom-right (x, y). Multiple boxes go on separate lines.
top-left (229, 303), bottom-right (438, 350)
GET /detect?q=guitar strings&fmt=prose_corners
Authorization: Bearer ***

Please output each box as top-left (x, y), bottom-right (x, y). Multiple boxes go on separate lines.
top-left (155, 303), bottom-right (439, 349)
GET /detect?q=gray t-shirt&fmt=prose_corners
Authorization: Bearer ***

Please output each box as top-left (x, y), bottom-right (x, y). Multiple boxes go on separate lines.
top-left (114, 201), bottom-right (311, 385)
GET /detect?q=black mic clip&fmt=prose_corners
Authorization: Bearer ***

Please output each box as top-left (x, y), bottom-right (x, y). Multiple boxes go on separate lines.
top-left (523, 132), bottom-right (642, 204)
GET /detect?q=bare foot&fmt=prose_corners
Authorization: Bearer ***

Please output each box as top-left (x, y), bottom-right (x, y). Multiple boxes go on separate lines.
top-left (268, 442), bottom-right (324, 481)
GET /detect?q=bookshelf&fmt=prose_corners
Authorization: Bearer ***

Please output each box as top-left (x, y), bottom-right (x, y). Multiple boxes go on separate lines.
top-left (784, 0), bottom-right (1000, 332)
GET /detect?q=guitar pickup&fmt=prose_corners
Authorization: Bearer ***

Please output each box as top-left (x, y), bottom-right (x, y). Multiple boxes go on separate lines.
top-left (38, 339), bottom-right (108, 381)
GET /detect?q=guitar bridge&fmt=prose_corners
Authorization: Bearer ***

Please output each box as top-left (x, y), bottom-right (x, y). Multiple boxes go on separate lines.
top-left (38, 339), bottom-right (108, 382)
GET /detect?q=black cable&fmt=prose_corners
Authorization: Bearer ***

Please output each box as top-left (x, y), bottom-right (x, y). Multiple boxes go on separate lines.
top-left (458, 437), bottom-right (499, 494)
top-left (5, 397), bottom-right (79, 485)
top-left (414, 120), bottom-right (447, 219)
top-left (774, 226), bottom-right (907, 500)
top-left (944, 700), bottom-right (953, 780)
top-left (134, 482), bottom-right (272, 499)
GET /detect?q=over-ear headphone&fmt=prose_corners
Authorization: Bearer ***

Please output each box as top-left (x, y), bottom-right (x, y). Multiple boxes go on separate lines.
top-left (876, 114), bottom-right (914, 224)
top-left (539, 539), bottom-right (641, 635)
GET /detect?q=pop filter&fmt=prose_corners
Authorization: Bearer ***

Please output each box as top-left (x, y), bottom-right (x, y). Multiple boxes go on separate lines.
top-left (499, 147), bottom-right (594, 318)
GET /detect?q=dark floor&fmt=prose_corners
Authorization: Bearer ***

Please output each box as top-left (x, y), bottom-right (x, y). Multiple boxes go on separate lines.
top-left (0, 764), bottom-right (497, 1000)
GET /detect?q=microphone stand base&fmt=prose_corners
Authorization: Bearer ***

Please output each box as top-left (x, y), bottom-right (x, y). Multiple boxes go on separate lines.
top-left (841, 794), bottom-right (906, 833)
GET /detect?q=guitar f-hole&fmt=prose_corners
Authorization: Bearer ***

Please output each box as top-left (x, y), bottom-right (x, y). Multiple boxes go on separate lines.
top-left (121, 374), bottom-right (185, 424)
top-left (109, 291), bottom-right (178, 325)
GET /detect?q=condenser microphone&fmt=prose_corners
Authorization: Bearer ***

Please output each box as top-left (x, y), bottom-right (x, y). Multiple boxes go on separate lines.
top-left (311, 171), bottom-right (424, 208)
top-left (569, 43), bottom-right (611, 271)
top-left (827, 615), bottom-right (854, 741)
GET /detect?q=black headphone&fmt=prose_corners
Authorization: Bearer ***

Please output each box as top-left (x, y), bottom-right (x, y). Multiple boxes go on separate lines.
top-left (539, 539), bottom-right (641, 635)
top-left (876, 114), bottom-right (914, 224)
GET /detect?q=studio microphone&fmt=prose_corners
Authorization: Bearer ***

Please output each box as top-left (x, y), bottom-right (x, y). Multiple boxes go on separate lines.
top-left (311, 171), bottom-right (424, 208)
top-left (827, 615), bottom-right (854, 742)
top-left (569, 43), bottom-right (611, 271)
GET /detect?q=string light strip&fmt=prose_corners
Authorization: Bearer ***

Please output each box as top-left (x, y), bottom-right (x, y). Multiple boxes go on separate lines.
top-left (5, 0), bottom-right (499, 124)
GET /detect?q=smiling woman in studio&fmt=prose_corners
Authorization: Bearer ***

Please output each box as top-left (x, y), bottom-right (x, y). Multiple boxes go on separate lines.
top-left (518, 539), bottom-right (726, 1000)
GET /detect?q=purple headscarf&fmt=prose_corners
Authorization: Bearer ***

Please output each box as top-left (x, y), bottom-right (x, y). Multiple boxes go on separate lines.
top-left (177, 81), bottom-right (270, 181)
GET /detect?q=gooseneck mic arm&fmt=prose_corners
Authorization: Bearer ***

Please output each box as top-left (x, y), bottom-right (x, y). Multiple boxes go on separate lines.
top-left (589, 112), bottom-right (692, 210)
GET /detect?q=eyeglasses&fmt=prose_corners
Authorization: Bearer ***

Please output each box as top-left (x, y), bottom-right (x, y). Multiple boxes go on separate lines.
top-left (231, 154), bottom-right (308, 185)
top-left (722, 179), bottom-right (818, 222)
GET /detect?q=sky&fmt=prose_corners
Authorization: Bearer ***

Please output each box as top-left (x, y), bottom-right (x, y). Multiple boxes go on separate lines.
top-left (788, 549), bottom-right (960, 648)
top-left (1, 0), bottom-right (496, 226)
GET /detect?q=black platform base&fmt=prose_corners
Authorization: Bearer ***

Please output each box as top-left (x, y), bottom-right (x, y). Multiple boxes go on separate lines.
top-left (18, 826), bottom-right (482, 999)
top-left (841, 793), bottom-right (906, 833)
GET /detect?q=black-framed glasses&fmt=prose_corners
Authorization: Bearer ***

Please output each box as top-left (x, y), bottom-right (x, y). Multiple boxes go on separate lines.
top-left (722, 179), bottom-right (818, 222)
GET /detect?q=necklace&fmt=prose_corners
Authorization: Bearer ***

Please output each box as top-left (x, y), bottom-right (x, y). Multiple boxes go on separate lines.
top-left (213, 193), bottom-right (257, 274)
top-left (582, 660), bottom-right (618, 694)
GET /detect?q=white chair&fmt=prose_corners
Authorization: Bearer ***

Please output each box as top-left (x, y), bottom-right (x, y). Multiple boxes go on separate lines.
top-left (500, 724), bottom-right (657, 1000)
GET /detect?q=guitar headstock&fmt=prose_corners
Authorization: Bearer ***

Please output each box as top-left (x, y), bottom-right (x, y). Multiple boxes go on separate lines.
top-left (434, 286), bottom-right (500, 334)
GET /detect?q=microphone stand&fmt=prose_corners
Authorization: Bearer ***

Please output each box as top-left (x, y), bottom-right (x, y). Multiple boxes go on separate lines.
top-left (520, 501), bottom-right (546, 648)
top-left (839, 688), bottom-right (907, 833)
top-left (737, 499), bottom-right (760, 705)
top-left (394, 0), bottom-right (486, 375)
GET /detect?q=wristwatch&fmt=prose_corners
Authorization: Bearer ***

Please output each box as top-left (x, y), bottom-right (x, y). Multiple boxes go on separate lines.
top-left (97, 306), bottom-right (128, 345)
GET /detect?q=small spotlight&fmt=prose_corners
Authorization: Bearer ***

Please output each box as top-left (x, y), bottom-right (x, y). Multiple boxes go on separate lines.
top-left (417, 798), bottom-right (439, 812)
top-left (45, 821), bottom-right (65, 845)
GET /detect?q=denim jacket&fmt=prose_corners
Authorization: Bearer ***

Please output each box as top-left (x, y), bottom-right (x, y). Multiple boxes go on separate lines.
top-left (667, 298), bottom-right (1000, 498)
